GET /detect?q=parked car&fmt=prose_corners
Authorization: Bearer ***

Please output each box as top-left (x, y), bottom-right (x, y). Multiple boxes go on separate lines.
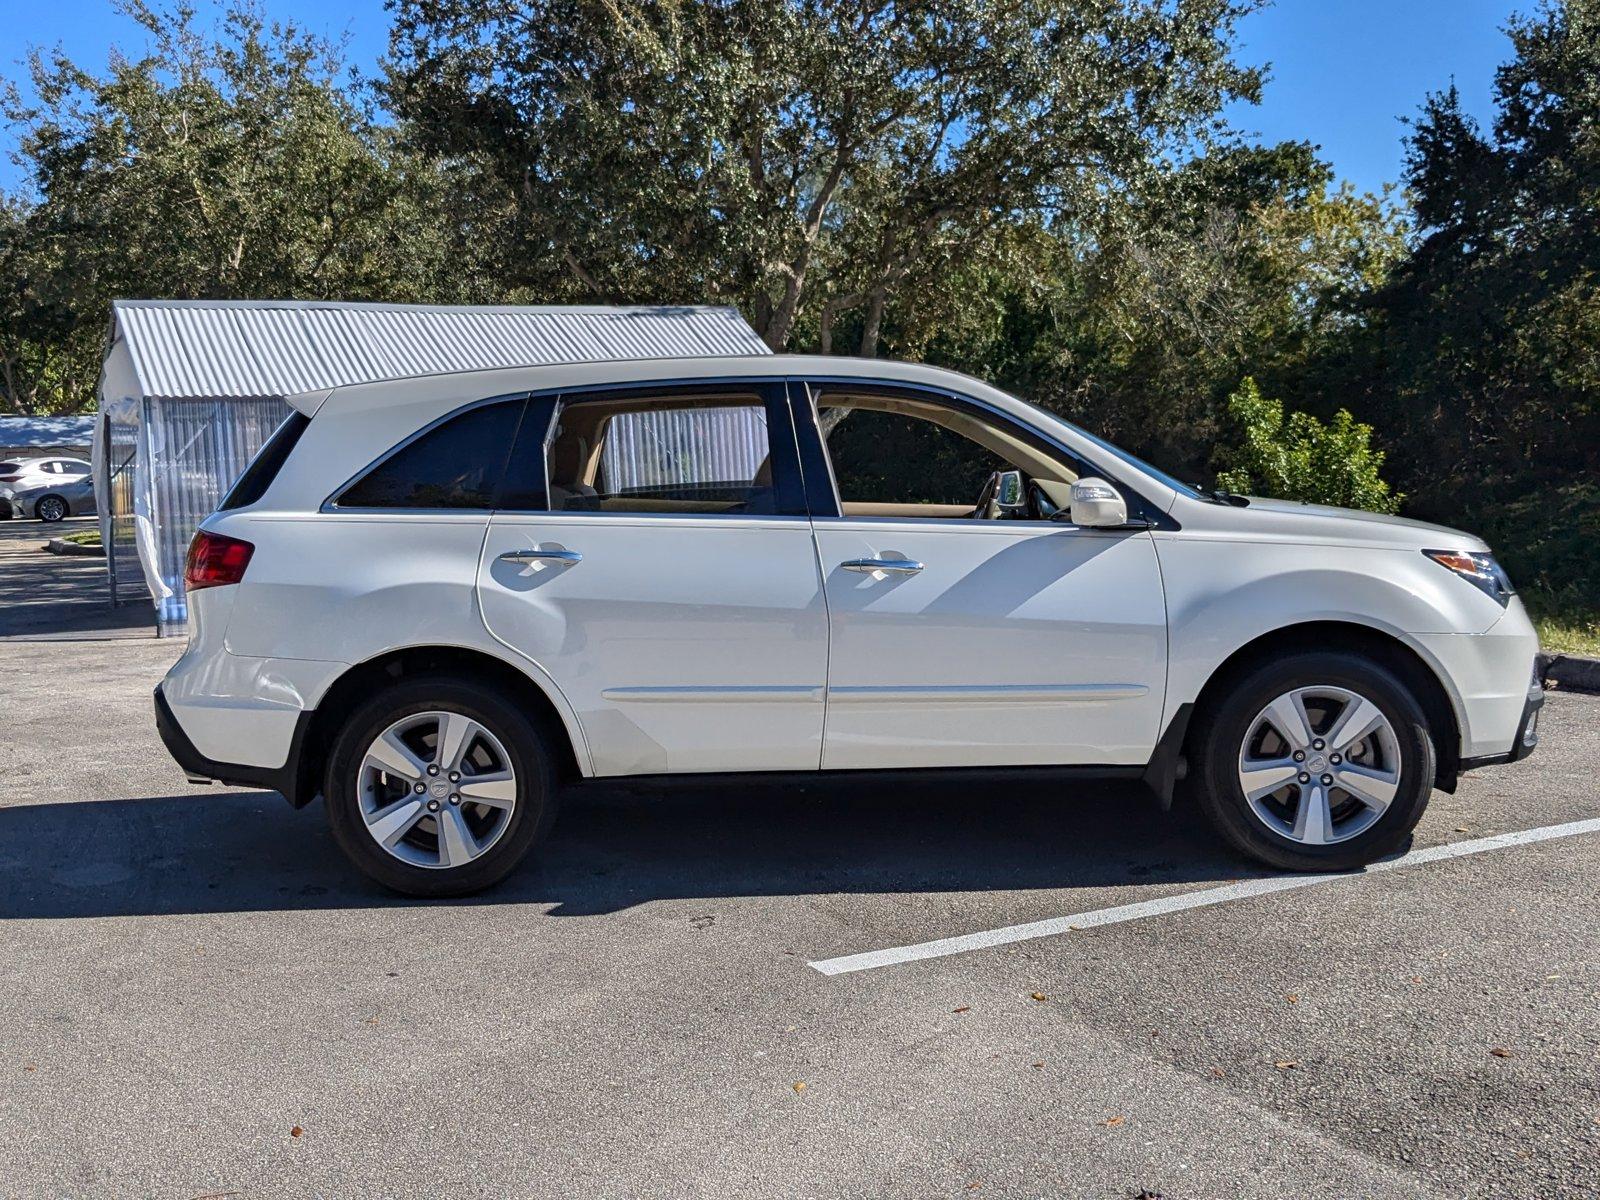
top-left (154, 357), bottom-right (1543, 896)
top-left (2, 474), bottom-right (96, 522)
top-left (0, 456), bottom-right (95, 522)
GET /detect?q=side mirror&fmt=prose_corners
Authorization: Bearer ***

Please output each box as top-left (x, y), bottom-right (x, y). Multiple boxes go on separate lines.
top-left (1069, 477), bottom-right (1128, 527)
top-left (994, 469), bottom-right (1027, 517)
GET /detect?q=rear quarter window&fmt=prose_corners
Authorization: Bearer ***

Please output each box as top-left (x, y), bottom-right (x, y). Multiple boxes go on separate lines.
top-left (219, 412), bottom-right (311, 511)
top-left (336, 398), bottom-right (526, 510)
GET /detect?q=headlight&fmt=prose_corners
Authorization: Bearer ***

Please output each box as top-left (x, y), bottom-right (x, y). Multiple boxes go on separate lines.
top-left (1423, 549), bottom-right (1515, 607)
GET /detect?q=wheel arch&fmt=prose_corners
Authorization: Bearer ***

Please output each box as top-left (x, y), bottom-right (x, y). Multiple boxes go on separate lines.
top-left (290, 644), bottom-right (590, 809)
top-left (1181, 620), bottom-right (1466, 793)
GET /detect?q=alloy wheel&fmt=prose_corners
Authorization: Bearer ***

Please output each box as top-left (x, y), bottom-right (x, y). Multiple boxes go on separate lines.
top-left (1236, 685), bottom-right (1402, 846)
top-left (37, 497), bottom-right (66, 522)
top-left (357, 710), bottom-right (518, 869)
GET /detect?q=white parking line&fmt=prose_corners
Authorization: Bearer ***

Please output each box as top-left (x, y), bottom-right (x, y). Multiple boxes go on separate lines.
top-left (809, 816), bottom-right (1600, 977)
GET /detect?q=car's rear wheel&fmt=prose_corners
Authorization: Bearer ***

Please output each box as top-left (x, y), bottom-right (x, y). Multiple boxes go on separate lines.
top-left (324, 676), bottom-right (557, 896)
top-left (1193, 651), bottom-right (1435, 871)
top-left (35, 495), bottom-right (68, 522)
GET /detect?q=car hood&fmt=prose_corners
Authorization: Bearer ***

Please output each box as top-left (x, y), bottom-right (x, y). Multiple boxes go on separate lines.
top-left (1219, 496), bottom-right (1491, 551)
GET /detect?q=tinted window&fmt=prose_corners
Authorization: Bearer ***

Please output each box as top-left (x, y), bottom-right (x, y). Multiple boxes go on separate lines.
top-left (824, 408), bottom-right (1001, 506)
top-left (339, 400), bottom-right (524, 510)
top-left (220, 412), bottom-right (310, 511)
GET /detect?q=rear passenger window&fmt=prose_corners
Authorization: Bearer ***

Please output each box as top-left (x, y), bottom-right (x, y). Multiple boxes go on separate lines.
top-left (338, 399), bottom-right (525, 510)
top-left (543, 393), bottom-right (783, 515)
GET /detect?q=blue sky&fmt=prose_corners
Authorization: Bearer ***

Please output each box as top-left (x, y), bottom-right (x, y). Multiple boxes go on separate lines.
top-left (1, 0), bottom-right (1523, 195)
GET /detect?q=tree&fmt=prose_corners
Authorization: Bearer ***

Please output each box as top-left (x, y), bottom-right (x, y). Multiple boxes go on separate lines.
top-left (1326, 0), bottom-right (1600, 597)
top-left (0, 1), bottom-right (518, 414)
top-left (913, 141), bottom-right (1408, 481)
top-left (386, 0), bottom-right (1265, 355)
top-left (1213, 377), bottom-right (1400, 512)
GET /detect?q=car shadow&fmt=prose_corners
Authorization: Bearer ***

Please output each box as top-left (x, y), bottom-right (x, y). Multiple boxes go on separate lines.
top-left (0, 777), bottom-right (1250, 921)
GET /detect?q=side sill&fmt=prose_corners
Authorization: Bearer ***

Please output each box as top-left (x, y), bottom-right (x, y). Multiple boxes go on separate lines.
top-left (581, 764), bottom-right (1148, 793)
top-left (154, 686), bottom-right (316, 808)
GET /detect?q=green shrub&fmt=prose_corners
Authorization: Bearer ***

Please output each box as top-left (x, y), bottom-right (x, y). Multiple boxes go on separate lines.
top-left (1214, 378), bottom-right (1401, 513)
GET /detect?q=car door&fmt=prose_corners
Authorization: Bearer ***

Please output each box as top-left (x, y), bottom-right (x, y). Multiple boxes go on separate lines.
top-left (477, 380), bottom-right (830, 776)
top-left (797, 380), bottom-right (1168, 771)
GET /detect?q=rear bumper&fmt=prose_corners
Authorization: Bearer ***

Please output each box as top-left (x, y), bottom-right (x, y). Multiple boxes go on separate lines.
top-left (155, 685), bottom-right (314, 805)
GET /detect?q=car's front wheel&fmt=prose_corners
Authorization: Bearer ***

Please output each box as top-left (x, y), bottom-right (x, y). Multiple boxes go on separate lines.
top-left (35, 495), bottom-right (68, 522)
top-left (1193, 651), bottom-right (1436, 871)
top-left (324, 676), bottom-right (557, 896)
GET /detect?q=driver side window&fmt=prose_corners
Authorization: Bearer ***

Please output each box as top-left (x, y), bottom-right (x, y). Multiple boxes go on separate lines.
top-left (825, 408), bottom-right (1002, 515)
top-left (813, 388), bottom-right (1082, 521)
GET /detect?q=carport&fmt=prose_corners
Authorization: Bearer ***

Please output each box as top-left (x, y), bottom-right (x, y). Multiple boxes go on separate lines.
top-left (92, 300), bottom-right (771, 635)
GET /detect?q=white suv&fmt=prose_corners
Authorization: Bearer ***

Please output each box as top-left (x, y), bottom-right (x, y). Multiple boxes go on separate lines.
top-left (155, 357), bottom-right (1543, 895)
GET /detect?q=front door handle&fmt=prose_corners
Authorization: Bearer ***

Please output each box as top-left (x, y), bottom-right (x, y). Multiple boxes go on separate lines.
top-left (841, 556), bottom-right (923, 575)
top-left (498, 548), bottom-right (582, 565)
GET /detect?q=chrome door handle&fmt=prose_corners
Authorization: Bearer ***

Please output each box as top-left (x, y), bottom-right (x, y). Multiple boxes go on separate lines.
top-left (841, 556), bottom-right (923, 575)
top-left (498, 548), bottom-right (582, 565)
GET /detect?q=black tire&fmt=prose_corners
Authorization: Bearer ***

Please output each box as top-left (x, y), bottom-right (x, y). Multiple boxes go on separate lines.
top-left (324, 675), bottom-right (558, 897)
top-left (35, 495), bottom-right (68, 522)
top-left (1192, 651), bottom-right (1436, 871)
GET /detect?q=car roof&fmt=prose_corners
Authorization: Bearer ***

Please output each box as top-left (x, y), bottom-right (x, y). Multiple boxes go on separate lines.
top-left (292, 354), bottom-right (1019, 420)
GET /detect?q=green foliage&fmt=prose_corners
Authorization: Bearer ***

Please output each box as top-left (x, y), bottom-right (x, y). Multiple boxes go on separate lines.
top-left (0, 1), bottom-right (518, 414)
top-left (1313, 0), bottom-right (1600, 600)
top-left (386, 0), bottom-right (1264, 355)
top-left (1213, 378), bottom-right (1401, 513)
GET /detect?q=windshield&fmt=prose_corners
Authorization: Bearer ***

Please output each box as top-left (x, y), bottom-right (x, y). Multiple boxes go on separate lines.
top-left (1002, 393), bottom-right (1203, 499)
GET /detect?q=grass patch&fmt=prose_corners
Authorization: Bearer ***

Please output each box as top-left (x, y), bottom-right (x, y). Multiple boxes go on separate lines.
top-left (59, 528), bottom-right (102, 547)
top-left (1524, 587), bottom-right (1600, 657)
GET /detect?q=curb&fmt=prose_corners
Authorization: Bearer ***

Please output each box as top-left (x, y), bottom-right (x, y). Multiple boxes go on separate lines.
top-left (44, 537), bottom-right (105, 558)
top-left (1538, 652), bottom-right (1600, 695)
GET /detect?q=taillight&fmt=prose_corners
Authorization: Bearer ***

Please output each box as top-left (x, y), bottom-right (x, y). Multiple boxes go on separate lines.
top-left (184, 530), bottom-right (254, 591)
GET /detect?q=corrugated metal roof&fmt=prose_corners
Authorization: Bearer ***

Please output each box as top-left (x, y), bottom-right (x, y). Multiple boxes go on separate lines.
top-left (111, 300), bottom-right (771, 401)
top-left (0, 415), bottom-right (98, 448)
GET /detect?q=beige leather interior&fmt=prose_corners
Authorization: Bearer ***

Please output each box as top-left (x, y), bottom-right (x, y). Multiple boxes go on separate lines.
top-left (841, 502), bottom-right (974, 518)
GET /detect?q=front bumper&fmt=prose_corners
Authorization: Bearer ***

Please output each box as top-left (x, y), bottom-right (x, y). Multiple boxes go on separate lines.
top-left (1458, 681), bottom-right (1544, 775)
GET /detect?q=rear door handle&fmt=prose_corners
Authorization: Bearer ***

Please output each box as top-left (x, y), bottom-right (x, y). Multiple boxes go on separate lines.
top-left (498, 548), bottom-right (582, 565)
top-left (841, 556), bottom-right (923, 575)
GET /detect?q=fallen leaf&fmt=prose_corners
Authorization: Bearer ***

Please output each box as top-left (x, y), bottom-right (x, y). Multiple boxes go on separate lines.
top-left (952, 1006), bottom-right (971, 1014)
top-left (1031, 1062), bottom-right (1044, 1070)
top-left (1210, 1067), bottom-right (1225, 1078)
top-left (1592, 1113), bottom-right (1599, 1126)
top-left (1285, 994), bottom-right (1299, 1004)
top-left (1411, 976), bottom-right (1424, 984)
top-left (1455, 826), bottom-right (1470, 833)
top-left (1030, 992), bottom-right (1048, 1002)
top-left (792, 1081), bottom-right (807, 1093)
top-left (1100, 1115), bottom-right (1126, 1127)
top-left (289, 1126), bottom-right (303, 1138)
top-left (23, 1064), bottom-right (36, 1072)
top-left (1490, 1047), bottom-right (1513, 1058)
top-left (1274, 1060), bottom-right (1299, 1070)
top-left (966, 1184), bottom-right (982, 1191)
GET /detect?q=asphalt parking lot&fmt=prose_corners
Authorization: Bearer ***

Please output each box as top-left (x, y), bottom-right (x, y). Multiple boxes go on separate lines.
top-left (2, 518), bottom-right (1597, 1198)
